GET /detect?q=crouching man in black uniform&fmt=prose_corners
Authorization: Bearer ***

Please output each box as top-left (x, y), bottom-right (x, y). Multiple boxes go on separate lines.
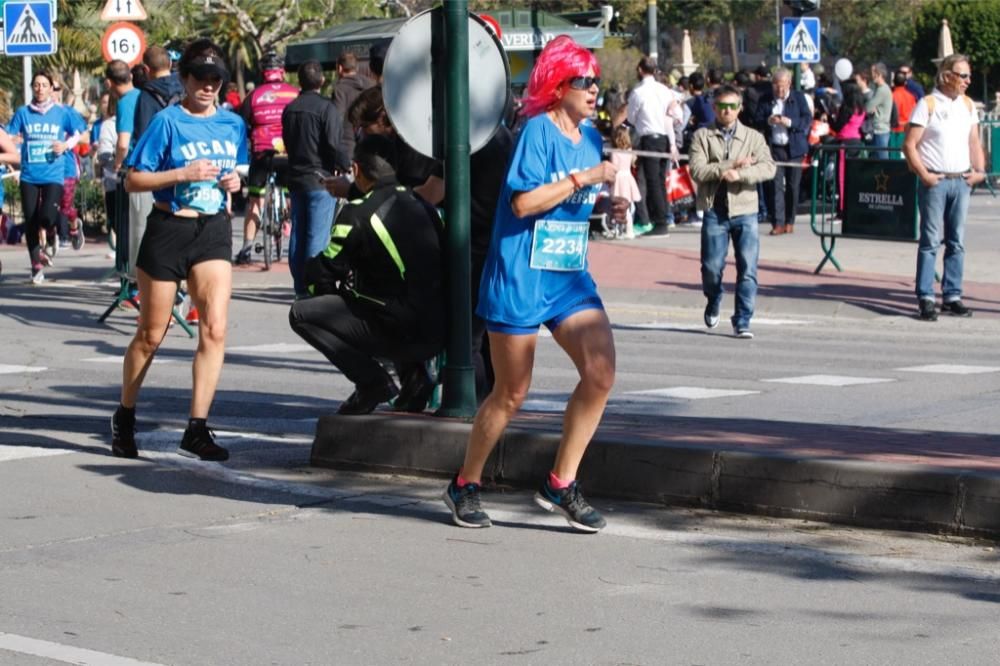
top-left (288, 134), bottom-right (445, 414)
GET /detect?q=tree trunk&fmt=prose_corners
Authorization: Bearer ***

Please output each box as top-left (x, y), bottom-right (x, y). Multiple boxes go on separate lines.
top-left (728, 20), bottom-right (739, 71)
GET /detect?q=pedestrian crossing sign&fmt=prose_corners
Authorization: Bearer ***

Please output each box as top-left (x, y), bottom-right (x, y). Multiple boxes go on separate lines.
top-left (3, 1), bottom-right (56, 56)
top-left (782, 16), bottom-right (820, 64)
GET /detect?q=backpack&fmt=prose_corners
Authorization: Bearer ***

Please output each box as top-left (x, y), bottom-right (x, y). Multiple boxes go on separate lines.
top-left (146, 87), bottom-right (182, 110)
top-left (889, 100), bottom-right (899, 130)
top-left (923, 94), bottom-right (975, 117)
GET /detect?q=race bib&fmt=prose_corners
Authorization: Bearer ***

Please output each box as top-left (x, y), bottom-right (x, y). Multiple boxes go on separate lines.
top-left (175, 180), bottom-right (223, 214)
top-left (529, 219), bottom-right (588, 272)
top-left (26, 140), bottom-right (54, 164)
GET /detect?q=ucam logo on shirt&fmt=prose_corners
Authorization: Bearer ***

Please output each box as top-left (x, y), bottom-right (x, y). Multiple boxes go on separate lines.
top-left (179, 139), bottom-right (240, 171)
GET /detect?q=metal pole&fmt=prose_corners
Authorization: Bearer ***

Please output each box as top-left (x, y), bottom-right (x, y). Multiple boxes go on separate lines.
top-left (647, 0), bottom-right (657, 59)
top-left (436, 1), bottom-right (477, 417)
top-left (23, 57), bottom-right (32, 108)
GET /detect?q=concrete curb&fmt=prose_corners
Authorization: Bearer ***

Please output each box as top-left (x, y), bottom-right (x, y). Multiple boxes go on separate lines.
top-left (312, 415), bottom-right (1000, 539)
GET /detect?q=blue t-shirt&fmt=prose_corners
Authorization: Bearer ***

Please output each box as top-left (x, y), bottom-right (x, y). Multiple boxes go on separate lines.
top-left (128, 104), bottom-right (249, 214)
top-left (6, 104), bottom-right (79, 185)
top-left (62, 105), bottom-right (87, 180)
top-left (116, 88), bottom-right (141, 136)
top-left (476, 113), bottom-right (603, 327)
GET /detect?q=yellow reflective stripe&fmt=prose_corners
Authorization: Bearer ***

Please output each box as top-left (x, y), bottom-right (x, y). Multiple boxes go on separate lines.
top-left (322, 241), bottom-right (344, 259)
top-left (369, 213), bottom-right (404, 279)
top-left (331, 224), bottom-right (351, 239)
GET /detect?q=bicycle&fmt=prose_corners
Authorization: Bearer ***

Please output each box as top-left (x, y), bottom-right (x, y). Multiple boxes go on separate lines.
top-left (255, 152), bottom-right (290, 271)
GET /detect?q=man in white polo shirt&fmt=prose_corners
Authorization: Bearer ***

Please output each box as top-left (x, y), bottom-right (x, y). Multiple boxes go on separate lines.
top-left (903, 54), bottom-right (986, 321)
top-left (619, 57), bottom-right (683, 236)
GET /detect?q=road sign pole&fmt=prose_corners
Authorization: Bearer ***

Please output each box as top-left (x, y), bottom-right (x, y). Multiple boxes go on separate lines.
top-left (437, 1), bottom-right (477, 418)
top-left (22, 56), bottom-right (31, 109)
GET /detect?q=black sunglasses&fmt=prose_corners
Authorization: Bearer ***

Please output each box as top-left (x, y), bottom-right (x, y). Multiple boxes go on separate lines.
top-left (950, 71), bottom-right (971, 80)
top-left (566, 76), bottom-right (600, 90)
top-left (52, 86), bottom-right (62, 91)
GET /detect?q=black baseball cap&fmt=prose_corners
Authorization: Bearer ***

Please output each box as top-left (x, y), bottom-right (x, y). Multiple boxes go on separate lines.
top-left (184, 54), bottom-right (229, 81)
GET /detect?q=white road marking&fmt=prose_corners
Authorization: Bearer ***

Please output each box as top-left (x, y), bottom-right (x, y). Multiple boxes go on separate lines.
top-left (0, 364), bottom-right (45, 374)
top-left (83, 357), bottom-right (175, 364)
top-left (622, 318), bottom-right (811, 332)
top-left (519, 399), bottom-right (565, 412)
top-left (622, 321), bottom-right (703, 331)
top-left (626, 387), bottom-right (761, 400)
top-left (0, 445), bottom-right (73, 462)
top-left (752, 317), bottom-right (812, 326)
top-left (0, 631), bottom-right (167, 666)
top-left (763, 374), bottom-right (896, 387)
top-left (897, 364), bottom-right (1000, 375)
top-left (227, 343), bottom-right (317, 354)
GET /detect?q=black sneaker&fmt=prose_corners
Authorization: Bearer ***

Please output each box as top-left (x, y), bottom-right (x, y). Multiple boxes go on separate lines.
top-left (110, 406), bottom-right (138, 458)
top-left (442, 476), bottom-right (491, 528)
top-left (704, 302), bottom-right (720, 329)
top-left (733, 324), bottom-right (754, 339)
top-left (337, 381), bottom-right (399, 415)
top-left (534, 478), bottom-right (606, 533)
top-left (179, 424), bottom-right (229, 461)
top-left (234, 247), bottom-right (253, 265)
top-left (941, 300), bottom-right (972, 317)
top-left (918, 299), bottom-right (938, 321)
top-left (394, 364), bottom-right (436, 413)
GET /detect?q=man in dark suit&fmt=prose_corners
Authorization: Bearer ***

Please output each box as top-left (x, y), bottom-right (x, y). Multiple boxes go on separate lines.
top-left (753, 67), bottom-right (812, 234)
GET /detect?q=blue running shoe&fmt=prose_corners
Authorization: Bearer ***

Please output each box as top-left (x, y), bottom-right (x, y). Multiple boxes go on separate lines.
top-left (534, 479), bottom-right (606, 533)
top-left (442, 476), bottom-right (491, 528)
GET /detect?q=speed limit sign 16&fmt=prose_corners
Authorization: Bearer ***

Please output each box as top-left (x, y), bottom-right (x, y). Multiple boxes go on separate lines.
top-left (102, 21), bottom-right (146, 66)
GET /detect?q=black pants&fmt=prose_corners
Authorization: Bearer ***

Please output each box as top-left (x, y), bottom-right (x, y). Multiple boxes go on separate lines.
top-left (764, 145), bottom-right (802, 229)
top-left (638, 134), bottom-right (672, 227)
top-left (288, 294), bottom-right (441, 391)
top-left (19, 182), bottom-right (63, 262)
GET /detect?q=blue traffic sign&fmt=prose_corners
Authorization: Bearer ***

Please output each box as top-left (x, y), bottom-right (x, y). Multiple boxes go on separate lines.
top-left (782, 16), bottom-right (820, 64)
top-left (4, 1), bottom-right (56, 56)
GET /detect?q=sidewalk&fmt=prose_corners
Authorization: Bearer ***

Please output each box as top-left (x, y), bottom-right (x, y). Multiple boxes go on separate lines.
top-left (313, 193), bottom-right (1000, 539)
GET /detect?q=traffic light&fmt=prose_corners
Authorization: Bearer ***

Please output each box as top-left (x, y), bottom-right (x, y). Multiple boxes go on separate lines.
top-left (784, 0), bottom-right (820, 14)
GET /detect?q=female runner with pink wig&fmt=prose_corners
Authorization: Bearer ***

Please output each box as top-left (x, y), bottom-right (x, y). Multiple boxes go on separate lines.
top-left (443, 36), bottom-right (627, 533)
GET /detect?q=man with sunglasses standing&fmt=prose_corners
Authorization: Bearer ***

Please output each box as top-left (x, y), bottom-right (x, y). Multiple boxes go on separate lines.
top-left (689, 86), bottom-right (775, 339)
top-left (903, 54), bottom-right (985, 321)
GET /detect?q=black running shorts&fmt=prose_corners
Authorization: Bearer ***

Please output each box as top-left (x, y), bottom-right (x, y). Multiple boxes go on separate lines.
top-left (136, 208), bottom-right (232, 281)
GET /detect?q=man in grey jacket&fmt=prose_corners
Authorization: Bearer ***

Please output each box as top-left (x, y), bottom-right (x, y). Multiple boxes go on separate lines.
top-left (689, 86), bottom-right (777, 339)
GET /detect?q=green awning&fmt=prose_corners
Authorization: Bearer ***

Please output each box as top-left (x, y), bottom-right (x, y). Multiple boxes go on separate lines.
top-left (285, 9), bottom-right (603, 70)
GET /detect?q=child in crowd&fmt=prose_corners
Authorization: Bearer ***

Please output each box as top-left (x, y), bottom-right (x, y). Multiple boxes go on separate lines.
top-left (609, 125), bottom-right (641, 238)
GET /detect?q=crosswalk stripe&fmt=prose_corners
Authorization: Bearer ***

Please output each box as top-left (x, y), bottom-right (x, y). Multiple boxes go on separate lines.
top-left (897, 364), bottom-right (1000, 375)
top-left (0, 445), bottom-right (73, 462)
top-left (0, 365), bottom-right (45, 374)
top-left (0, 632), bottom-right (166, 666)
top-left (763, 374), bottom-right (895, 387)
top-left (226, 343), bottom-right (316, 354)
top-left (626, 387), bottom-right (761, 400)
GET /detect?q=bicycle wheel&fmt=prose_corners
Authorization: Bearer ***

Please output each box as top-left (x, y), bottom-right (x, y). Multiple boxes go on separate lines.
top-left (261, 181), bottom-right (274, 271)
top-left (273, 190), bottom-right (286, 263)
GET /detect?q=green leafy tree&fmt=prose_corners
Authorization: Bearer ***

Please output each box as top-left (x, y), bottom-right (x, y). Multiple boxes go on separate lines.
top-left (914, 0), bottom-right (1000, 100)
top-left (661, 0), bottom-right (769, 70)
top-left (818, 0), bottom-right (918, 66)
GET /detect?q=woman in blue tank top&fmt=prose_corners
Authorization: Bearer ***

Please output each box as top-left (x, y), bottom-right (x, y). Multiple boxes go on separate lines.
top-left (111, 39), bottom-right (249, 463)
top-left (443, 36), bottom-right (628, 533)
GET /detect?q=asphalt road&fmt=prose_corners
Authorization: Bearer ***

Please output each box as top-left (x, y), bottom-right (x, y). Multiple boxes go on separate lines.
top-left (1, 221), bottom-right (999, 664)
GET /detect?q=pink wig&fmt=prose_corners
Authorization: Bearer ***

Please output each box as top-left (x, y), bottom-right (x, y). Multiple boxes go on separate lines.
top-left (520, 35), bottom-right (600, 118)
